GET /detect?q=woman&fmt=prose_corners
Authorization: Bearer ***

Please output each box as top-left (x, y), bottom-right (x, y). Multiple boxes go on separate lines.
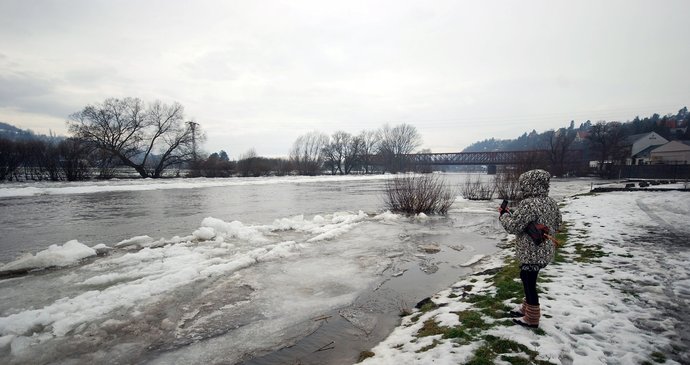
top-left (499, 169), bottom-right (562, 328)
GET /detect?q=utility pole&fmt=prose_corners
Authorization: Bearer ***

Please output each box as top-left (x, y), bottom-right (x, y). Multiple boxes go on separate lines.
top-left (187, 121), bottom-right (199, 162)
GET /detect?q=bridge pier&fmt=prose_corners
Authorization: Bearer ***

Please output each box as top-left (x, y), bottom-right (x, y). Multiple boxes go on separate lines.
top-left (487, 165), bottom-right (497, 175)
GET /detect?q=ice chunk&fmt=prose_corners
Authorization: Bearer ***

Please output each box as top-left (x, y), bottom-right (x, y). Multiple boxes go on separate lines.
top-left (115, 235), bottom-right (154, 249)
top-left (192, 227), bottom-right (216, 241)
top-left (0, 334), bottom-right (14, 349)
top-left (200, 217), bottom-right (268, 243)
top-left (418, 244), bottom-right (441, 253)
top-left (373, 211), bottom-right (402, 221)
top-left (0, 240), bottom-right (96, 272)
top-left (92, 243), bottom-right (112, 256)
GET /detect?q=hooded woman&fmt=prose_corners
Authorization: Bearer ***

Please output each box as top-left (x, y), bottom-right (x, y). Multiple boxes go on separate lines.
top-left (499, 169), bottom-right (562, 328)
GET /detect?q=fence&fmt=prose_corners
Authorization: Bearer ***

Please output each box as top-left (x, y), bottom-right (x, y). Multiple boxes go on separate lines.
top-left (608, 164), bottom-right (690, 179)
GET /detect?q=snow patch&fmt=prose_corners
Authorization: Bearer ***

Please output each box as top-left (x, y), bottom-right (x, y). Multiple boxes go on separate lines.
top-left (0, 240), bottom-right (96, 272)
top-left (114, 235), bottom-right (154, 249)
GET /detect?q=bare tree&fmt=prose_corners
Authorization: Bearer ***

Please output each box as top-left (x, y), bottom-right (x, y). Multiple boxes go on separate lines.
top-left (237, 148), bottom-right (258, 177)
top-left (357, 130), bottom-right (381, 174)
top-left (587, 121), bottom-right (626, 176)
top-left (289, 131), bottom-right (328, 175)
top-left (57, 138), bottom-right (91, 181)
top-left (378, 123), bottom-right (422, 173)
top-left (545, 128), bottom-right (576, 176)
top-left (343, 134), bottom-right (364, 174)
top-left (68, 97), bottom-right (197, 178)
top-left (0, 138), bottom-right (21, 181)
top-left (322, 131), bottom-right (353, 175)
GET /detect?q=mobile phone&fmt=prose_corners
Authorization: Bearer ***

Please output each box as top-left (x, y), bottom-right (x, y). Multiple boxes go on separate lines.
top-left (500, 200), bottom-right (508, 210)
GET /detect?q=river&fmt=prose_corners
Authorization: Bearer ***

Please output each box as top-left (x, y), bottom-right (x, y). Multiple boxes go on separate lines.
top-left (0, 174), bottom-right (594, 364)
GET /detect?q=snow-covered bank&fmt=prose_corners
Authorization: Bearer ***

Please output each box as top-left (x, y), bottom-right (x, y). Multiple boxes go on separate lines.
top-left (0, 175), bottom-right (395, 198)
top-left (361, 190), bottom-right (690, 365)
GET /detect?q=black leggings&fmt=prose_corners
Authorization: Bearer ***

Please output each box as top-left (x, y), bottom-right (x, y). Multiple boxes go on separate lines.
top-left (520, 267), bottom-right (540, 305)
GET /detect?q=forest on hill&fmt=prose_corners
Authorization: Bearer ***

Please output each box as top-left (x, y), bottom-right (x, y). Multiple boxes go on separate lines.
top-left (463, 107), bottom-right (690, 152)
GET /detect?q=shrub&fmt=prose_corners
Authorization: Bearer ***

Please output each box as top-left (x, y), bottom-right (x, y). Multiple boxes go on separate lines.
top-left (461, 176), bottom-right (495, 200)
top-left (493, 172), bottom-right (521, 200)
top-left (384, 174), bottom-right (455, 215)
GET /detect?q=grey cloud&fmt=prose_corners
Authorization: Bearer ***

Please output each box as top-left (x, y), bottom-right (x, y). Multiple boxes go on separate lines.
top-left (0, 73), bottom-right (79, 118)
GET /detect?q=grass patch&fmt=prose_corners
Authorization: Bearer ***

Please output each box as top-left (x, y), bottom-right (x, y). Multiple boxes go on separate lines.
top-left (356, 351), bottom-right (375, 363)
top-left (573, 243), bottom-right (608, 263)
top-left (417, 319), bottom-right (447, 337)
top-left (457, 310), bottom-right (489, 329)
top-left (650, 351), bottom-right (666, 363)
top-left (419, 301), bottom-right (438, 313)
top-left (466, 335), bottom-right (556, 365)
top-left (416, 339), bottom-right (442, 353)
top-left (552, 224), bottom-right (570, 264)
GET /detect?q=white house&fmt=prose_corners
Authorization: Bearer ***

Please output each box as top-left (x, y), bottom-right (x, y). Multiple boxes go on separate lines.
top-left (650, 141), bottom-right (690, 164)
top-left (625, 132), bottom-right (668, 165)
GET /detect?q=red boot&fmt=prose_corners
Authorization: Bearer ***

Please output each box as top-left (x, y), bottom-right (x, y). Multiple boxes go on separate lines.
top-left (513, 303), bottom-right (540, 328)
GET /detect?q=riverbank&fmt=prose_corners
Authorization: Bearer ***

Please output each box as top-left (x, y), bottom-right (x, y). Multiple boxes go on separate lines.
top-left (361, 188), bottom-right (690, 365)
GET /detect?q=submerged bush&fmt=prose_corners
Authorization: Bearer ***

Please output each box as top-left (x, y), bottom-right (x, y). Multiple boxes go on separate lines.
top-left (384, 174), bottom-right (455, 215)
top-left (461, 176), bottom-right (495, 200)
top-left (493, 172), bottom-right (521, 201)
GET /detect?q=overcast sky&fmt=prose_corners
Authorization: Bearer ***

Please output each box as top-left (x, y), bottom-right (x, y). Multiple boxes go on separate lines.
top-left (1, 0), bottom-right (688, 158)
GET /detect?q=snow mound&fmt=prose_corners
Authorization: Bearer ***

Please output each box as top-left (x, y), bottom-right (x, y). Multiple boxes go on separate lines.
top-left (0, 240), bottom-right (96, 272)
top-left (114, 235), bottom-right (154, 249)
top-left (192, 227), bottom-right (216, 241)
top-left (201, 217), bottom-right (268, 243)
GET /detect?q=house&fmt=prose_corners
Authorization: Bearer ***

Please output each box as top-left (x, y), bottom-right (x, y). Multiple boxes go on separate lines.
top-left (631, 145), bottom-right (658, 165)
top-left (624, 132), bottom-right (668, 165)
top-left (650, 141), bottom-right (690, 165)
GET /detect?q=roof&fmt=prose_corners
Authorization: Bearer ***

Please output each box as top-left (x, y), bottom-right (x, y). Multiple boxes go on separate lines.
top-left (651, 140), bottom-right (690, 153)
top-left (632, 145), bottom-right (658, 158)
top-left (624, 132), bottom-right (651, 145)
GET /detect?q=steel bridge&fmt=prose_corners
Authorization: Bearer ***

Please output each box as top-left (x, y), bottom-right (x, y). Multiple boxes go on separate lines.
top-left (405, 150), bottom-right (557, 165)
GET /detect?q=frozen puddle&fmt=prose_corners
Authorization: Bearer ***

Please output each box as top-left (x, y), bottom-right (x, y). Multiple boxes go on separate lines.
top-left (0, 210), bottom-right (498, 364)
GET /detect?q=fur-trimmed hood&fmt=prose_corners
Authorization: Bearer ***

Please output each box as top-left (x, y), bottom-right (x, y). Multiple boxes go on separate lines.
top-left (519, 169), bottom-right (551, 198)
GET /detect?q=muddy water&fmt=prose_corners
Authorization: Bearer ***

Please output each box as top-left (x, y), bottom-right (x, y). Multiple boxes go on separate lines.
top-left (243, 230), bottom-right (499, 365)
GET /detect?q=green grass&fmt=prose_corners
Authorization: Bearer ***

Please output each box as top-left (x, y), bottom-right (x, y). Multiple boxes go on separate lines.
top-left (419, 301), bottom-right (438, 313)
top-left (356, 351), bottom-right (375, 363)
top-left (416, 319), bottom-right (447, 337)
top-left (552, 224), bottom-right (570, 264)
top-left (650, 351), bottom-right (666, 363)
top-left (416, 339), bottom-right (442, 353)
top-left (465, 335), bottom-right (557, 365)
top-left (573, 242), bottom-right (608, 263)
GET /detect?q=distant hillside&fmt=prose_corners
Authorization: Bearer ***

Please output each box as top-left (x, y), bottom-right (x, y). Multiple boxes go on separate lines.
top-left (463, 107), bottom-right (690, 152)
top-left (0, 122), bottom-right (63, 142)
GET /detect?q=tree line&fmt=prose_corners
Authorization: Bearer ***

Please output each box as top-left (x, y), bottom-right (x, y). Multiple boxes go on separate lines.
top-left (4, 96), bottom-right (687, 181)
top-left (0, 97), bottom-right (426, 181)
top-left (190, 123), bottom-right (423, 177)
top-left (464, 107), bottom-right (690, 176)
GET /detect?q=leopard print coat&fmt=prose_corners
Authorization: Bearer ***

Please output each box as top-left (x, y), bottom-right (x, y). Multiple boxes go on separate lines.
top-left (499, 169), bottom-right (562, 269)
